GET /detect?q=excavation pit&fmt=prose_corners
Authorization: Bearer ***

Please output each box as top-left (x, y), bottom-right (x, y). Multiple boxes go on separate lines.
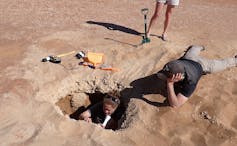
top-left (56, 91), bottom-right (127, 130)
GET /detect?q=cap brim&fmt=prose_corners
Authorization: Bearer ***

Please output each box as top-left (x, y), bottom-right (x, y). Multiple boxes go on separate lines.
top-left (156, 71), bottom-right (168, 80)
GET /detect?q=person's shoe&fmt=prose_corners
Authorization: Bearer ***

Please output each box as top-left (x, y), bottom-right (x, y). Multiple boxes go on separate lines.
top-left (201, 45), bottom-right (205, 51)
top-left (147, 32), bottom-right (151, 38)
top-left (235, 55), bottom-right (237, 66)
top-left (161, 34), bottom-right (168, 41)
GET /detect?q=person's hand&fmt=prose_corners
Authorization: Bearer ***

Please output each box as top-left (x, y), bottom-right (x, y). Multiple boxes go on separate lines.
top-left (167, 73), bottom-right (184, 83)
top-left (99, 123), bottom-right (105, 128)
top-left (84, 118), bottom-right (92, 123)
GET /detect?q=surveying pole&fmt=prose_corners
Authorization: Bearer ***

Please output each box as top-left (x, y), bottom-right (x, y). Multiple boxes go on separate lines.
top-left (141, 8), bottom-right (150, 44)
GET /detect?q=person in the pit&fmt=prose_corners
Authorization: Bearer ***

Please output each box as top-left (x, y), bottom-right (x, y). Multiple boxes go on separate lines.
top-left (79, 92), bottom-right (121, 130)
top-left (157, 45), bottom-right (237, 108)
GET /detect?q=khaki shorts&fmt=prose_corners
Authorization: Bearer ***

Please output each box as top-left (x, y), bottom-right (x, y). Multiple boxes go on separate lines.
top-left (156, 0), bottom-right (180, 6)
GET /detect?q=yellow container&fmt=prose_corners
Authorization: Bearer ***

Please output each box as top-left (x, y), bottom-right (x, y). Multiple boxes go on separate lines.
top-left (86, 52), bottom-right (104, 66)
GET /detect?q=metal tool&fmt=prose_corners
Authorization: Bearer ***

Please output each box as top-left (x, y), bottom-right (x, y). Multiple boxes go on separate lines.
top-left (141, 8), bottom-right (150, 44)
top-left (41, 50), bottom-right (75, 63)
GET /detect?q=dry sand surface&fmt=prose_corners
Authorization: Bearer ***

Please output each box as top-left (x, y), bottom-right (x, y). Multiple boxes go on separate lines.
top-left (1, 0), bottom-right (237, 146)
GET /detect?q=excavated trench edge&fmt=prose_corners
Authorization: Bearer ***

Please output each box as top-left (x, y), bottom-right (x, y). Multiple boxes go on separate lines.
top-left (55, 83), bottom-right (138, 131)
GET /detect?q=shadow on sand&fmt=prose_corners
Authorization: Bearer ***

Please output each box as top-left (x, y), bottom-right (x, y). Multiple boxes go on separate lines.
top-left (86, 21), bottom-right (142, 36)
top-left (120, 73), bottom-right (169, 108)
top-left (86, 21), bottom-right (144, 47)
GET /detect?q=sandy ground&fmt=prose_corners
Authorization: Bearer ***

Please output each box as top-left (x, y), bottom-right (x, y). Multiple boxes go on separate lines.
top-left (1, 0), bottom-right (237, 146)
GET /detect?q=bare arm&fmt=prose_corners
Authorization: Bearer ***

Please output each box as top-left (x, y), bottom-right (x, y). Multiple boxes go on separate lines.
top-left (167, 73), bottom-right (188, 108)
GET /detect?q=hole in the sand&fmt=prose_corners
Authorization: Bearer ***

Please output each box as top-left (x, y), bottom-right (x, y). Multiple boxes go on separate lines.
top-left (56, 91), bottom-right (127, 130)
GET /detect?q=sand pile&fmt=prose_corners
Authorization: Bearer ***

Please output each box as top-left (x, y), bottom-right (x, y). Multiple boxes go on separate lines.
top-left (1, 0), bottom-right (237, 146)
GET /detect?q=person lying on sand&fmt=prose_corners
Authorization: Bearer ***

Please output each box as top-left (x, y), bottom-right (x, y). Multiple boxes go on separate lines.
top-left (79, 92), bottom-right (121, 130)
top-left (157, 45), bottom-right (237, 108)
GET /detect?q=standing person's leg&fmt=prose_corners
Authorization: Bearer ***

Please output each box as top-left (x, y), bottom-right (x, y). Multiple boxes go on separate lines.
top-left (162, 4), bottom-right (175, 41)
top-left (147, 2), bottom-right (164, 37)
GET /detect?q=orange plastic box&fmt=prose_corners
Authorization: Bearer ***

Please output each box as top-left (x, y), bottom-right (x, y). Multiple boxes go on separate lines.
top-left (86, 52), bottom-right (104, 66)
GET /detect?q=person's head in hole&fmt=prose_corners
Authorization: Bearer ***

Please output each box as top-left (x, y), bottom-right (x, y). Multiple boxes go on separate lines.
top-left (79, 91), bottom-right (121, 129)
top-left (103, 94), bottom-right (120, 116)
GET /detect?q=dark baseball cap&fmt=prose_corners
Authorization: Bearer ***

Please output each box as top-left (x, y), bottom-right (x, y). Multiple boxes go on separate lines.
top-left (157, 60), bottom-right (185, 79)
